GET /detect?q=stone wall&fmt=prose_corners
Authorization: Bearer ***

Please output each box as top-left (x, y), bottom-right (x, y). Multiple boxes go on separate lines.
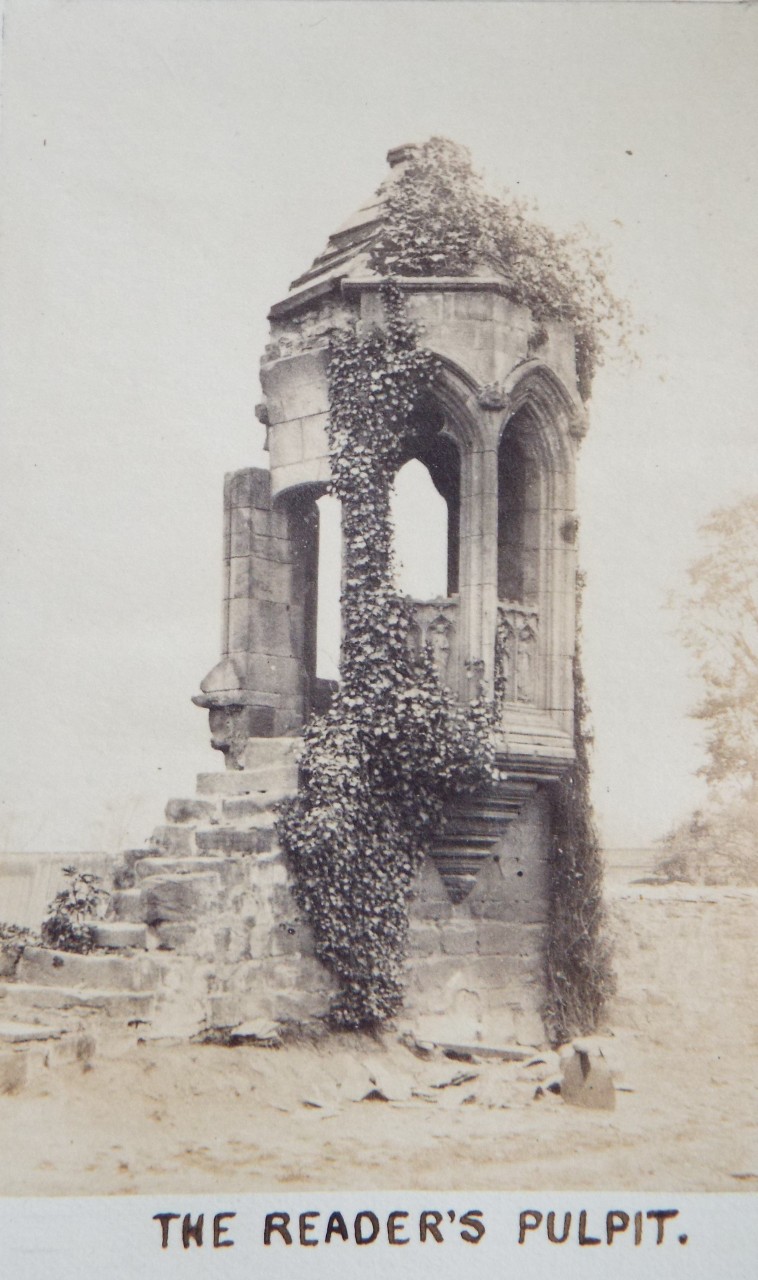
top-left (405, 789), bottom-right (551, 1045)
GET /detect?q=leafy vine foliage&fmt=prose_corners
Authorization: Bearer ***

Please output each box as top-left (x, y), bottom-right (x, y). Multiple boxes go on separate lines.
top-left (543, 585), bottom-right (615, 1043)
top-left (372, 137), bottom-right (633, 398)
top-left (277, 285), bottom-right (493, 1028)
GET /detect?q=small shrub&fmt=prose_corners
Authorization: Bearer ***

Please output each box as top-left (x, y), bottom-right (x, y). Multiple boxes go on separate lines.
top-left (40, 866), bottom-right (110, 954)
top-left (0, 922), bottom-right (38, 977)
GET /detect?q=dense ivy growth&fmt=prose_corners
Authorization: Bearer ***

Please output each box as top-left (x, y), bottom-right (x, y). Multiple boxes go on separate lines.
top-left (372, 137), bottom-right (633, 397)
top-left (543, 583), bottom-right (615, 1043)
top-left (277, 285), bottom-right (494, 1028)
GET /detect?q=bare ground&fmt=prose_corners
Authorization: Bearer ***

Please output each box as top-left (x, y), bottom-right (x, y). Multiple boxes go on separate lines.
top-left (1, 878), bottom-right (757, 1196)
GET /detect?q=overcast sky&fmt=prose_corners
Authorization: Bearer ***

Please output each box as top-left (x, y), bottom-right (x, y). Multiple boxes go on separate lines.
top-left (2, 0), bottom-right (757, 853)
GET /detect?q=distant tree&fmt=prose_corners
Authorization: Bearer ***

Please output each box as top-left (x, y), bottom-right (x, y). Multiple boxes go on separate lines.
top-left (677, 495), bottom-right (758, 793)
top-left (659, 496), bottom-right (758, 884)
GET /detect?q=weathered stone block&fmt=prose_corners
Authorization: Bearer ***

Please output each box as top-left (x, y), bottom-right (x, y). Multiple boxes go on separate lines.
top-left (242, 737), bottom-right (301, 771)
top-left (221, 796), bottom-right (279, 823)
top-left (16, 947), bottom-right (160, 993)
top-left (228, 555), bottom-right (253, 600)
top-left (227, 595), bottom-right (253, 651)
top-left (233, 762), bottom-right (299, 795)
top-left (476, 920), bottom-right (545, 957)
top-left (439, 922), bottom-right (478, 956)
top-left (0, 981), bottom-right (154, 1020)
top-left (268, 419), bottom-right (304, 467)
top-left (407, 922), bottom-right (440, 958)
top-left (227, 468), bottom-right (272, 511)
top-left (140, 873), bottom-right (221, 925)
top-left (154, 923), bottom-right (198, 953)
top-left (206, 991), bottom-right (266, 1028)
top-left (195, 828), bottom-right (273, 856)
top-left (248, 600), bottom-right (298, 658)
top-left (149, 825), bottom-right (194, 858)
top-left (135, 855), bottom-right (240, 885)
top-left (164, 798), bottom-right (216, 825)
top-left (109, 888), bottom-right (143, 921)
top-left (269, 919), bottom-right (315, 958)
top-left (406, 955), bottom-right (476, 1001)
top-left (229, 506), bottom-right (254, 557)
top-left (244, 654), bottom-right (302, 696)
top-left (91, 921), bottom-right (148, 950)
top-left (196, 770), bottom-right (286, 797)
top-left (261, 350), bottom-right (330, 425)
top-left (251, 505), bottom-right (289, 539)
top-left (409, 858), bottom-right (453, 921)
top-left (249, 561), bottom-right (295, 604)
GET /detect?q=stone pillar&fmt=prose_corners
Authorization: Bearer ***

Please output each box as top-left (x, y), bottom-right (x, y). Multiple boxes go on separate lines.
top-left (193, 467), bottom-right (307, 766)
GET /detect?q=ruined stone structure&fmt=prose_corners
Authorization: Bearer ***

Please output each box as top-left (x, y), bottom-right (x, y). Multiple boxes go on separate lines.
top-left (0, 146), bottom-right (590, 1052)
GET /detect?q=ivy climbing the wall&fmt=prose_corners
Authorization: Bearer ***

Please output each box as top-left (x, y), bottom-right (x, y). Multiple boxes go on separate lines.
top-left (278, 140), bottom-right (621, 1035)
top-left (370, 138), bottom-right (619, 1039)
top-left (276, 284), bottom-right (494, 1029)
top-left (543, 580), bottom-right (616, 1043)
top-left (372, 137), bottom-right (634, 399)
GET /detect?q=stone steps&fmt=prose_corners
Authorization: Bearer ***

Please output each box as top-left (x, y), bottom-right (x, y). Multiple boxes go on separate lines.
top-left (133, 855), bottom-right (239, 883)
top-left (164, 798), bottom-right (218, 825)
top-left (195, 764), bottom-right (297, 797)
top-left (15, 946), bottom-right (161, 992)
top-left (139, 870), bottom-right (223, 926)
top-left (0, 740), bottom-right (302, 1040)
top-left (0, 1019), bottom-right (68, 1044)
top-left (194, 827), bottom-right (274, 855)
top-left (110, 889), bottom-right (144, 921)
top-left (148, 825), bottom-right (195, 857)
top-left (91, 921), bottom-right (148, 950)
top-left (0, 981), bottom-right (155, 1020)
top-left (220, 797), bottom-right (279, 823)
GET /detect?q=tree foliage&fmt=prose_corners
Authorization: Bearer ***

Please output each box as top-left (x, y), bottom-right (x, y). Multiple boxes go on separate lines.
top-left (659, 496), bottom-right (758, 885)
top-left (677, 496), bottom-right (758, 792)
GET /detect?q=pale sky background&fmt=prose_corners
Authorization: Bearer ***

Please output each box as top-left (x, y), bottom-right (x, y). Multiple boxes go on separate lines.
top-left (1, 0), bottom-right (757, 854)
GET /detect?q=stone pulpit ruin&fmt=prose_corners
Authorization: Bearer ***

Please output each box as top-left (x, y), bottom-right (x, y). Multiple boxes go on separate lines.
top-left (4, 142), bottom-right (612, 1050)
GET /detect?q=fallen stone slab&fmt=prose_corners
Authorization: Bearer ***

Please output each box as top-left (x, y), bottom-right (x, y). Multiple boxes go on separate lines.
top-left (431, 1070), bottom-right (479, 1090)
top-left (435, 1041), bottom-right (531, 1062)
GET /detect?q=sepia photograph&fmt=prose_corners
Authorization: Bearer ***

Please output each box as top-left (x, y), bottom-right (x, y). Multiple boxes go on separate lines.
top-left (1, 0), bottom-right (757, 1213)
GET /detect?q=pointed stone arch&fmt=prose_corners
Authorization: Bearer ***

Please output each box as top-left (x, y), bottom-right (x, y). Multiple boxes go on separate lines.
top-left (495, 361), bottom-right (580, 733)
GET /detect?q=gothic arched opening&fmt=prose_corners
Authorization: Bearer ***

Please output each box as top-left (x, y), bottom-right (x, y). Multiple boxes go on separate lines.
top-left (497, 409), bottom-right (543, 708)
top-left (394, 397), bottom-right (461, 597)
